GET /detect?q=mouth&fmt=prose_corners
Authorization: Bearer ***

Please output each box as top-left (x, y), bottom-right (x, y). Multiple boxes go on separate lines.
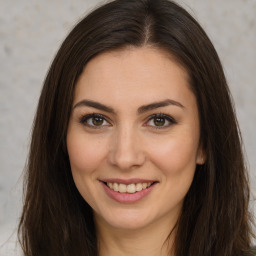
top-left (99, 179), bottom-right (158, 203)
top-left (104, 181), bottom-right (157, 194)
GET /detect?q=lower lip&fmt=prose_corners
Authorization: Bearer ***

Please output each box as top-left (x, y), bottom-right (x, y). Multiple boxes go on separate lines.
top-left (101, 182), bottom-right (157, 203)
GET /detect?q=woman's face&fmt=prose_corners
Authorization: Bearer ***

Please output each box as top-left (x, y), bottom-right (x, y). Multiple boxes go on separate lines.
top-left (67, 47), bottom-right (204, 231)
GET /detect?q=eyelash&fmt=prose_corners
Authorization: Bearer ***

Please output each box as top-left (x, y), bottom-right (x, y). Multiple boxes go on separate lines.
top-left (79, 113), bottom-right (111, 129)
top-left (145, 113), bottom-right (177, 129)
top-left (79, 113), bottom-right (177, 129)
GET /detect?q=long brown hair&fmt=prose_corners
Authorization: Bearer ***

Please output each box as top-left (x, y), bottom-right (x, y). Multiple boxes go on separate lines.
top-left (18, 0), bottom-right (255, 255)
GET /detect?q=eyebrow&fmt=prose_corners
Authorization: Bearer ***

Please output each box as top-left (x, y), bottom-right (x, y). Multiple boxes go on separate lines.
top-left (73, 99), bottom-right (184, 114)
top-left (138, 99), bottom-right (184, 114)
top-left (73, 100), bottom-right (115, 113)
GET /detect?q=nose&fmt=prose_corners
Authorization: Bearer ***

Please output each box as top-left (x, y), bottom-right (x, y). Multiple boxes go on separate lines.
top-left (108, 125), bottom-right (146, 170)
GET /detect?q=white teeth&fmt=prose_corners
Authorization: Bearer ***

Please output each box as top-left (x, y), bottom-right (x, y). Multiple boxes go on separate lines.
top-left (127, 184), bottom-right (136, 193)
top-left (136, 183), bottom-right (142, 191)
top-left (106, 182), bottom-right (153, 193)
top-left (113, 183), bottom-right (119, 192)
top-left (119, 184), bottom-right (127, 193)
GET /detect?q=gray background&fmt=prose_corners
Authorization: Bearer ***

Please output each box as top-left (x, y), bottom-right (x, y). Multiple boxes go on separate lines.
top-left (0, 0), bottom-right (255, 255)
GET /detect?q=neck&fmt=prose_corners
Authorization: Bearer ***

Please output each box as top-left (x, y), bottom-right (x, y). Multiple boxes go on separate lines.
top-left (95, 214), bottom-right (176, 256)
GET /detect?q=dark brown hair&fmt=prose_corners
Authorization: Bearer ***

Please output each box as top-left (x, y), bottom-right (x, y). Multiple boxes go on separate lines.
top-left (18, 0), bottom-right (255, 255)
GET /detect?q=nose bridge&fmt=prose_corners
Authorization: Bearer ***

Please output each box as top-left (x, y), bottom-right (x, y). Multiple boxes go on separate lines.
top-left (108, 122), bottom-right (145, 169)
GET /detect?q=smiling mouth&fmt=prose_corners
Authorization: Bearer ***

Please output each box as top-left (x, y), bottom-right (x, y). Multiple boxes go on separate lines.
top-left (103, 182), bottom-right (157, 194)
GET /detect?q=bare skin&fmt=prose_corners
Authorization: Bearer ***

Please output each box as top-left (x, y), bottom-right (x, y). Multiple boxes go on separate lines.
top-left (67, 46), bottom-right (205, 256)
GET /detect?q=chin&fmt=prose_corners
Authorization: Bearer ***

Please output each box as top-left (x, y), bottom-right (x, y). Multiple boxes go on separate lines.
top-left (95, 208), bottom-right (155, 231)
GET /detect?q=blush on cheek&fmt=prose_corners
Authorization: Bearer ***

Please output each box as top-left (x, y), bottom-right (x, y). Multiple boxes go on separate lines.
top-left (149, 138), bottom-right (198, 175)
top-left (69, 148), bottom-right (101, 173)
top-left (67, 130), bottom-right (108, 171)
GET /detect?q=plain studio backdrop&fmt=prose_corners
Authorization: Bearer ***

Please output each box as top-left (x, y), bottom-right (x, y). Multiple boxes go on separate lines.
top-left (0, 0), bottom-right (255, 255)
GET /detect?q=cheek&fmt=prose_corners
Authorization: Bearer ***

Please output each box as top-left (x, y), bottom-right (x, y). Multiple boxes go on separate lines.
top-left (66, 131), bottom-right (108, 209)
top-left (148, 134), bottom-right (199, 176)
top-left (147, 134), bottom-right (199, 210)
top-left (67, 132), bottom-right (107, 174)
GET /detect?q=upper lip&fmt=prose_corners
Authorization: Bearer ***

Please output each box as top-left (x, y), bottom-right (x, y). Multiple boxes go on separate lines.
top-left (99, 178), bottom-right (158, 185)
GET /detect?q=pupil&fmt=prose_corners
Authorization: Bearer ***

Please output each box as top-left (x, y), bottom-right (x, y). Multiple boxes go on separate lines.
top-left (93, 117), bottom-right (103, 126)
top-left (154, 117), bottom-right (165, 126)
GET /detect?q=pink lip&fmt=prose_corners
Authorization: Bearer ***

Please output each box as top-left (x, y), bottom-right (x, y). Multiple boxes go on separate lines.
top-left (100, 181), bottom-right (158, 203)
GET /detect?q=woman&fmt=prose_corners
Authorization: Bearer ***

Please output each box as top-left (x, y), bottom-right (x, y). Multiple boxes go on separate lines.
top-left (18, 0), bottom-right (255, 255)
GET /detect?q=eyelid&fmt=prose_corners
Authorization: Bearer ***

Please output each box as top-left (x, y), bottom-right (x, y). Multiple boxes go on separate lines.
top-left (144, 113), bottom-right (177, 129)
top-left (79, 113), bottom-right (112, 128)
top-left (78, 112), bottom-right (176, 130)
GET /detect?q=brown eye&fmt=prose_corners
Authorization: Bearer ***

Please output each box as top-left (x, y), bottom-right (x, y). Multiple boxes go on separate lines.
top-left (146, 114), bottom-right (176, 129)
top-left (153, 117), bottom-right (166, 126)
top-left (92, 117), bottom-right (104, 126)
top-left (80, 114), bottom-right (110, 128)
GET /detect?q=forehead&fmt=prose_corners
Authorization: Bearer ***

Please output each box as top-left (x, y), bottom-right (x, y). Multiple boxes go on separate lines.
top-left (73, 46), bottom-right (194, 109)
